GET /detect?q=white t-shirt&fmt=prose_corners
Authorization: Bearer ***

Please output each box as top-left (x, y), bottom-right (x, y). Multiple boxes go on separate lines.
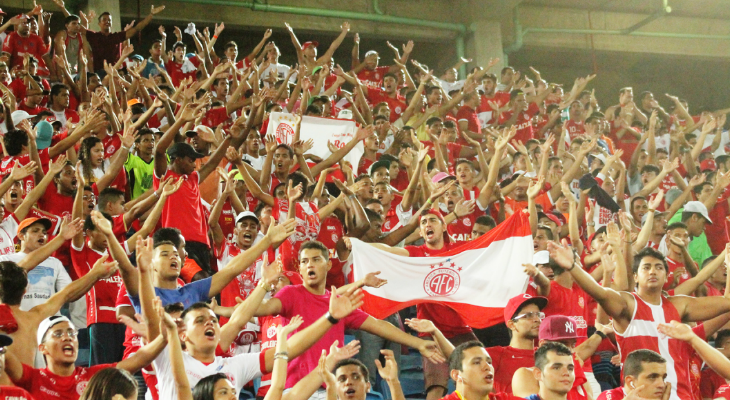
top-left (51, 109), bottom-right (68, 128)
top-left (435, 77), bottom-right (465, 94)
top-left (241, 154), bottom-right (265, 171)
top-left (0, 252), bottom-right (72, 312)
top-left (0, 215), bottom-right (19, 256)
top-left (261, 63), bottom-right (293, 86)
top-left (153, 345), bottom-right (264, 400)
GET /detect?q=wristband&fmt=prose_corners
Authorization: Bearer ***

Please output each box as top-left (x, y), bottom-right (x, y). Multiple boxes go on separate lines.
top-left (595, 331), bottom-right (607, 340)
top-left (213, 35), bottom-right (219, 40)
top-left (274, 351), bottom-right (289, 357)
top-left (326, 312), bottom-right (339, 325)
top-left (274, 354), bottom-right (289, 361)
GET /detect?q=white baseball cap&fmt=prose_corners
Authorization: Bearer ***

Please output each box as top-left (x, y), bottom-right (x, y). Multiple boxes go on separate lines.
top-left (11, 110), bottom-right (35, 126)
top-left (37, 316), bottom-right (75, 344)
top-left (684, 201), bottom-right (712, 224)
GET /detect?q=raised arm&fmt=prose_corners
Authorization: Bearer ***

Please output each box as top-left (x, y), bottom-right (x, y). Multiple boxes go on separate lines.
top-left (659, 321), bottom-right (730, 380)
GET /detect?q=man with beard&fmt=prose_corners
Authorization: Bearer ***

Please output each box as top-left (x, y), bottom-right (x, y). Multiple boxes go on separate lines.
top-left (2, 14), bottom-right (49, 72)
top-left (485, 294), bottom-right (548, 394)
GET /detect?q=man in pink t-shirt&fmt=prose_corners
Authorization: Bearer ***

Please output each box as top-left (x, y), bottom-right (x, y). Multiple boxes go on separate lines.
top-left (254, 240), bottom-right (445, 390)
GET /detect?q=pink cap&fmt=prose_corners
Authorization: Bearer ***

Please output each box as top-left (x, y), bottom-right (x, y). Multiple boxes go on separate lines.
top-left (302, 41), bottom-right (319, 51)
top-left (431, 172), bottom-right (455, 184)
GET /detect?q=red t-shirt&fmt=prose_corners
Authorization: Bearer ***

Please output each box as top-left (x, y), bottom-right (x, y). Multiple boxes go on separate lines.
top-left (273, 199), bottom-right (320, 272)
top-left (217, 201), bottom-right (236, 246)
top-left (422, 141), bottom-right (464, 174)
top-left (8, 78), bottom-right (51, 103)
top-left (317, 215), bottom-right (345, 288)
top-left (566, 120), bottom-right (585, 140)
top-left (716, 384), bottom-right (730, 400)
top-left (1, 148), bottom-right (51, 194)
top-left (357, 66), bottom-right (389, 89)
top-left (706, 198), bottom-right (730, 255)
top-left (2, 32), bottom-right (49, 71)
top-left (202, 107), bottom-right (232, 129)
top-left (165, 57), bottom-right (201, 87)
top-left (499, 103), bottom-right (540, 143)
top-left (664, 257), bottom-right (690, 291)
top-left (478, 92), bottom-right (511, 127)
top-left (366, 88), bottom-right (406, 123)
top-left (448, 208), bottom-right (484, 243)
top-left (484, 346), bottom-right (535, 394)
top-left (12, 363), bottom-right (115, 400)
top-left (153, 169), bottom-right (209, 245)
top-left (597, 387), bottom-right (625, 400)
top-left (71, 240), bottom-right (124, 324)
top-left (540, 280), bottom-right (591, 372)
top-left (456, 105), bottom-right (482, 145)
top-left (0, 386), bottom-right (35, 400)
top-left (405, 241), bottom-right (472, 337)
top-left (440, 392), bottom-right (524, 400)
top-left (102, 134), bottom-right (122, 159)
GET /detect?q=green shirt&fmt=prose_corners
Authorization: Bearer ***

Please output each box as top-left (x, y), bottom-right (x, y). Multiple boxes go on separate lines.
top-left (125, 153), bottom-right (154, 200)
top-left (668, 208), bottom-right (713, 267)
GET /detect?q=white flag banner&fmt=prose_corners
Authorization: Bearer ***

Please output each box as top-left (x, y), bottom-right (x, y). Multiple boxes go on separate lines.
top-left (265, 112), bottom-right (363, 168)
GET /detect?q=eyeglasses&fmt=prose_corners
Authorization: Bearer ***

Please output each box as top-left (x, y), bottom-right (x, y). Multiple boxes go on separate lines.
top-left (513, 312), bottom-right (545, 321)
top-left (49, 329), bottom-right (79, 339)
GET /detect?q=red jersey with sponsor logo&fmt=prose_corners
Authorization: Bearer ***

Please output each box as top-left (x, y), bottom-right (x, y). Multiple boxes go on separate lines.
top-left (405, 241), bottom-right (472, 337)
top-left (716, 384), bottom-right (730, 400)
top-left (102, 134), bottom-right (122, 159)
top-left (448, 208), bottom-right (483, 243)
top-left (256, 314), bottom-right (282, 398)
top-left (316, 216), bottom-right (346, 288)
top-left (357, 66), bottom-right (389, 89)
top-left (218, 201), bottom-right (237, 245)
top-left (366, 88), bottom-right (406, 123)
top-left (597, 387), bottom-right (625, 400)
top-left (71, 240), bottom-right (123, 324)
top-left (439, 391), bottom-right (524, 400)
top-left (218, 242), bottom-right (274, 324)
top-left (1, 148), bottom-right (51, 194)
top-left (477, 92), bottom-right (511, 127)
top-left (566, 120), bottom-right (585, 140)
top-left (273, 199), bottom-right (320, 272)
top-left (0, 386), bottom-right (36, 400)
top-left (499, 103), bottom-right (540, 143)
top-left (11, 362), bottom-right (115, 400)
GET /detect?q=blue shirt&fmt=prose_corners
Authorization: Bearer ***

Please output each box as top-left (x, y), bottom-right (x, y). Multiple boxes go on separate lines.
top-left (140, 58), bottom-right (165, 79)
top-left (129, 277), bottom-right (212, 313)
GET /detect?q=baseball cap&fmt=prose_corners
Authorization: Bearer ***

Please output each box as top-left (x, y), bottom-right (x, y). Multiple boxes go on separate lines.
top-left (302, 41), bottom-right (319, 51)
top-left (17, 217), bottom-right (52, 236)
top-left (35, 120), bottom-right (53, 150)
top-left (641, 210), bottom-right (666, 224)
top-left (282, 270), bottom-right (303, 285)
top-left (127, 98), bottom-right (142, 107)
top-left (185, 125), bottom-right (216, 143)
top-left (700, 158), bottom-right (717, 172)
top-left (431, 172), bottom-right (455, 184)
top-left (235, 211), bottom-right (260, 225)
top-left (0, 333), bottom-right (12, 347)
top-left (370, 160), bottom-right (391, 176)
top-left (504, 293), bottom-right (548, 323)
top-left (534, 250), bottom-right (550, 265)
top-left (167, 142), bottom-right (205, 160)
top-left (10, 110), bottom-right (35, 126)
top-left (539, 315), bottom-right (585, 341)
top-left (537, 211), bottom-right (562, 227)
top-left (593, 154), bottom-right (607, 165)
top-left (364, 50), bottom-right (379, 58)
top-left (684, 201), bottom-right (713, 224)
top-left (37, 316), bottom-right (75, 344)
top-left (587, 225), bottom-right (608, 246)
top-left (130, 54), bottom-right (144, 62)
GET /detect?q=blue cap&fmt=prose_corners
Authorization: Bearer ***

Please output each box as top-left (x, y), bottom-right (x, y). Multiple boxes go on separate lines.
top-left (35, 120), bottom-right (53, 150)
top-left (130, 54), bottom-right (144, 61)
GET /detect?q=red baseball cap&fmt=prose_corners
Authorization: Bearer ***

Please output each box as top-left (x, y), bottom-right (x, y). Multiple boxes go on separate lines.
top-left (302, 41), bottom-right (319, 51)
top-left (539, 315), bottom-right (585, 341)
top-left (420, 208), bottom-right (446, 225)
top-left (700, 158), bottom-right (717, 172)
top-left (17, 217), bottom-right (52, 236)
top-left (504, 293), bottom-right (548, 323)
top-left (282, 270), bottom-right (303, 286)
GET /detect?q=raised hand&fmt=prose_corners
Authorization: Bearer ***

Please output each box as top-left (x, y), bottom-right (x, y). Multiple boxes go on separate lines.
top-left (362, 271), bottom-right (387, 288)
top-left (648, 190), bottom-right (664, 210)
top-left (375, 349), bottom-right (400, 382)
top-left (404, 318), bottom-right (437, 335)
top-left (523, 263), bottom-right (539, 278)
top-left (136, 236), bottom-right (155, 273)
top-left (90, 255), bottom-right (119, 280)
top-left (527, 176), bottom-right (544, 199)
top-left (454, 199), bottom-right (476, 218)
top-left (278, 314), bottom-right (303, 339)
top-left (287, 181), bottom-right (303, 203)
top-left (59, 216), bottom-right (84, 240)
top-left (547, 240), bottom-right (576, 270)
top-left (429, 180), bottom-right (456, 203)
top-left (150, 5), bottom-right (165, 15)
top-left (329, 285), bottom-right (364, 320)
top-left (261, 254), bottom-right (282, 287)
top-left (419, 340), bottom-right (445, 364)
top-left (657, 320), bottom-right (696, 342)
top-left (9, 161), bottom-right (37, 181)
top-left (90, 210), bottom-right (113, 235)
top-left (265, 218), bottom-right (297, 243)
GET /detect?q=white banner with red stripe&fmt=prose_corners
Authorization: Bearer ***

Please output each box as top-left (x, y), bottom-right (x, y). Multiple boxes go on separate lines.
top-left (348, 211), bottom-right (533, 328)
top-left (265, 112), bottom-right (363, 169)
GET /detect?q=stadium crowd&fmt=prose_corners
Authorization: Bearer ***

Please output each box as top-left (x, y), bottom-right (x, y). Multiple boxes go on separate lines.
top-left (1, 3), bottom-right (730, 400)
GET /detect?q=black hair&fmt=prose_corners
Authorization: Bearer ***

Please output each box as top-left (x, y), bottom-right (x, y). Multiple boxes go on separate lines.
top-left (172, 41), bottom-right (186, 51)
top-left (448, 340), bottom-right (486, 373)
top-left (534, 342), bottom-right (572, 371)
top-left (50, 83), bottom-right (69, 103)
top-left (333, 358), bottom-right (370, 383)
top-left (384, 72), bottom-right (398, 81)
top-left (305, 104), bottom-right (322, 115)
top-left (165, 302), bottom-right (185, 314)
top-left (630, 196), bottom-right (647, 211)
top-left (623, 349), bottom-right (666, 378)
top-left (364, 208), bottom-right (383, 223)
top-left (667, 221), bottom-right (688, 232)
top-left (3, 129), bottom-right (29, 156)
top-left (64, 15), bottom-right (80, 25)
top-left (192, 373), bottom-right (229, 400)
top-left (287, 171), bottom-right (309, 196)
top-left (79, 136), bottom-right (104, 183)
top-left (475, 215), bottom-right (496, 229)
top-left (181, 302), bottom-right (214, 323)
top-left (537, 225), bottom-right (554, 240)
top-left (633, 247), bottom-right (668, 274)
top-left (98, 187), bottom-right (125, 213)
top-left (299, 240), bottom-right (330, 261)
top-left (275, 143), bottom-right (294, 158)
top-left (84, 212), bottom-right (113, 232)
top-left (0, 261), bottom-right (27, 306)
top-left (641, 165), bottom-right (661, 175)
top-left (153, 227), bottom-right (183, 248)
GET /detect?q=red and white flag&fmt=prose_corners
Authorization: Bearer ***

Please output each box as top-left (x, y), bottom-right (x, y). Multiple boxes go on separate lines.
top-left (348, 211), bottom-right (533, 328)
top-left (265, 112), bottom-right (363, 168)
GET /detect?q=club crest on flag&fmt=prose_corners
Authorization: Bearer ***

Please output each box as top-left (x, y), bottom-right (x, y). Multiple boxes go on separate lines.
top-left (275, 122), bottom-right (295, 144)
top-left (423, 261), bottom-right (461, 297)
